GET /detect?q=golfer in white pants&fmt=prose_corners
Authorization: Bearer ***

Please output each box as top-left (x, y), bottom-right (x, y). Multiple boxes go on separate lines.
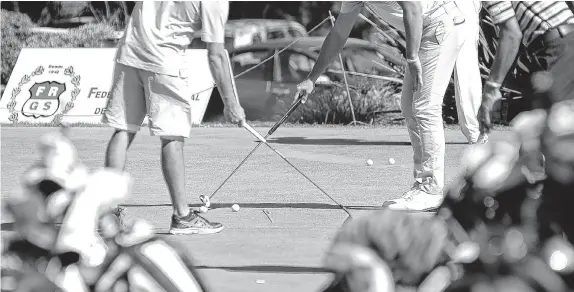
top-left (454, 0), bottom-right (487, 144)
top-left (295, 1), bottom-right (471, 211)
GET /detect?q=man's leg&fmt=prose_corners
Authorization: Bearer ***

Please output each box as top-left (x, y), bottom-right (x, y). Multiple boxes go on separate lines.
top-left (102, 63), bottom-right (148, 224)
top-left (105, 130), bottom-right (137, 170)
top-left (400, 61), bottom-right (424, 185)
top-left (160, 137), bottom-right (189, 217)
top-left (103, 63), bottom-right (147, 171)
top-left (385, 11), bottom-right (467, 211)
top-left (142, 70), bottom-right (223, 235)
top-left (453, 18), bottom-right (483, 144)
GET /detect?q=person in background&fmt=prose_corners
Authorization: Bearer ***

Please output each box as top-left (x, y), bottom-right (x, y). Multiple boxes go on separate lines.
top-left (478, 1), bottom-right (574, 178)
top-left (454, 0), bottom-right (487, 145)
top-left (102, 1), bottom-right (247, 235)
top-left (295, 1), bottom-right (470, 211)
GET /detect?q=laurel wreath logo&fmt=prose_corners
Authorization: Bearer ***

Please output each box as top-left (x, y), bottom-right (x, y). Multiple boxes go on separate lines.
top-left (7, 65), bottom-right (81, 125)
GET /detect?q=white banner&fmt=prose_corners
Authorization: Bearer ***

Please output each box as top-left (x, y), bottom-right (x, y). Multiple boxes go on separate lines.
top-left (0, 48), bottom-right (214, 125)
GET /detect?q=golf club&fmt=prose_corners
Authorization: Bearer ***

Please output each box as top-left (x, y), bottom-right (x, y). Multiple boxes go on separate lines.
top-left (199, 95), bottom-right (304, 208)
top-left (241, 120), bottom-right (353, 217)
top-left (243, 118), bottom-right (353, 217)
top-left (262, 142), bottom-right (353, 218)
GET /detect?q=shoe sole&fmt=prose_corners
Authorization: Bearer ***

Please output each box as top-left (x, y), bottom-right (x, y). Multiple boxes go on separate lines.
top-left (169, 226), bottom-right (224, 235)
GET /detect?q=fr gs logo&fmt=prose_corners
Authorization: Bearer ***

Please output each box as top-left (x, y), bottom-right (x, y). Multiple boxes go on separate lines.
top-left (22, 81), bottom-right (66, 118)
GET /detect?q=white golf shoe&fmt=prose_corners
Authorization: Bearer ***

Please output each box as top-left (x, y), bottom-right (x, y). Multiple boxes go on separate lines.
top-left (383, 188), bottom-right (443, 212)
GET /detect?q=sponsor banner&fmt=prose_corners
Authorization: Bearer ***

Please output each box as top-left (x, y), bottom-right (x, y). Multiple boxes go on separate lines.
top-left (0, 48), bottom-right (214, 125)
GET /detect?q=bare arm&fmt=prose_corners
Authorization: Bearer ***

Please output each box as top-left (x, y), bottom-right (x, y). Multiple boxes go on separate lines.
top-left (207, 43), bottom-right (237, 106)
top-left (399, 1), bottom-right (423, 60)
top-left (201, 1), bottom-right (245, 124)
top-left (484, 17), bottom-right (522, 98)
top-left (307, 7), bottom-right (360, 83)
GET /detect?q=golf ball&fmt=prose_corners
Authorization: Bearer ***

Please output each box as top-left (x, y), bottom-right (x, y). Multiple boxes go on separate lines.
top-left (388, 158), bottom-right (396, 165)
top-left (199, 206), bottom-right (208, 213)
top-left (231, 204), bottom-right (240, 212)
top-left (366, 159), bottom-right (374, 166)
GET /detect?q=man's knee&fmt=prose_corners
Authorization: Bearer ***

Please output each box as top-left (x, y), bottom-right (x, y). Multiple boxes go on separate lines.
top-left (413, 104), bottom-right (443, 122)
top-left (111, 129), bottom-right (137, 139)
top-left (160, 136), bottom-right (185, 144)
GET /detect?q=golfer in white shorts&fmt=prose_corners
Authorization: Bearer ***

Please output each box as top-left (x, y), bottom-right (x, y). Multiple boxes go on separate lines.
top-left (102, 1), bottom-right (246, 235)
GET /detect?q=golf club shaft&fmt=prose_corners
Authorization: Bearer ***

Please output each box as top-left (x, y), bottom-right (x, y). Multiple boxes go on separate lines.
top-left (207, 95), bottom-right (303, 200)
top-left (268, 96), bottom-right (303, 136)
top-left (260, 142), bottom-right (353, 218)
top-left (243, 123), bottom-right (267, 143)
top-left (208, 139), bottom-right (265, 199)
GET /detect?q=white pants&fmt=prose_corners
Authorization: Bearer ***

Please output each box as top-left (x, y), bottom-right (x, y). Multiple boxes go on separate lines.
top-left (454, 1), bottom-right (482, 143)
top-left (401, 5), bottom-right (468, 194)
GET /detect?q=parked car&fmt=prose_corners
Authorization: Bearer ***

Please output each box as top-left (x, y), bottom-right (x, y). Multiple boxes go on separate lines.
top-left (203, 37), bottom-right (403, 121)
top-left (190, 19), bottom-right (308, 50)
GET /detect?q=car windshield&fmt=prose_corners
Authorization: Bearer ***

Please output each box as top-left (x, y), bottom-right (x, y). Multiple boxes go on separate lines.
top-left (278, 50), bottom-right (341, 83)
top-left (288, 29), bottom-right (305, 38)
top-left (231, 50), bottom-right (273, 80)
top-left (267, 30), bottom-right (286, 40)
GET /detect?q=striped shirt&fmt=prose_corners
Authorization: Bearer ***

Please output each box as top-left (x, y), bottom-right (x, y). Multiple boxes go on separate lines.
top-left (483, 1), bottom-right (574, 46)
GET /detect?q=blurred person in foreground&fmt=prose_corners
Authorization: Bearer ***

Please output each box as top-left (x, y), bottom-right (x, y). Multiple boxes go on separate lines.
top-left (477, 1), bottom-right (574, 178)
top-left (102, 1), bottom-right (246, 234)
top-left (322, 76), bottom-right (574, 291)
top-left (2, 129), bottom-right (210, 292)
top-left (2, 129), bottom-right (127, 291)
top-left (320, 128), bottom-right (574, 292)
top-left (295, 1), bottom-right (474, 211)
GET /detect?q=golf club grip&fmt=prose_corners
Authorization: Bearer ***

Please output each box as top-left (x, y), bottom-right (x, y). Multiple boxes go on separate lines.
top-left (268, 97), bottom-right (303, 136)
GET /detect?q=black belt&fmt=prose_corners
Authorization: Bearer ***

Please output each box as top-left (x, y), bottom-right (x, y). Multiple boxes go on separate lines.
top-left (530, 23), bottom-right (574, 51)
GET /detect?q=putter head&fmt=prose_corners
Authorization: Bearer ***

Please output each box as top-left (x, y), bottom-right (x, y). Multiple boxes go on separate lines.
top-left (199, 195), bottom-right (211, 208)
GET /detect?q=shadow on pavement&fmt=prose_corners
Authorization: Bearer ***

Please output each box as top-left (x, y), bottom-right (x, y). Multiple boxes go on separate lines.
top-left (122, 203), bottom-right (387, 210)
top-left (268, 137), bottom-right (469, 146)
top-left (268, 137), bottom-right (410, 146)
top-left (194, 265), bottom-right (331, 274)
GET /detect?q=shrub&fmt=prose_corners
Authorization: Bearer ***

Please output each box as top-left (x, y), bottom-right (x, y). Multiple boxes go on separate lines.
top-left (1, 11), bottom-right (117, 85)
top-left (269, 77), bottom-right (403, 125)
top-left (1, 10), bottom-right (36, 84)
top-left (25, 22), bottom-right (118, 48)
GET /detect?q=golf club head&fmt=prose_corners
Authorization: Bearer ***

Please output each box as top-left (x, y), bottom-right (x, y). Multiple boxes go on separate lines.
top-left (199, 195), bottom-right (211, 208)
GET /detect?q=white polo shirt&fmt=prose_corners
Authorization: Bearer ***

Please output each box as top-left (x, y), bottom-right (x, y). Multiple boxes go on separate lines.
top-left (340, 1), bottom-right (450, 32)
top-left (116, 1), bottom-right (228, 77)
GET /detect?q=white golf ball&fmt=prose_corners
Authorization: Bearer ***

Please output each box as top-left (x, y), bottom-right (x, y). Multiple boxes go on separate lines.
top-left (231, 204), bottom-right (240, 212)
top-left (199, 206), bottom-right (209, 213)
top-left (388, 158), bottom-right (396, 165)
top-left (366, 159), bottom-right (374, 166)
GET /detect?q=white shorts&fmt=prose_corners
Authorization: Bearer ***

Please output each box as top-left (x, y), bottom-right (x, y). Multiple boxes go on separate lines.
top-left (102, 63), bottom-right (193, 138)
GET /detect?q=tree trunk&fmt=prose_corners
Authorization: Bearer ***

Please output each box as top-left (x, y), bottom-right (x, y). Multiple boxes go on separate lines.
top-left (104, 1), bottom-right (110, 21)
top-left (12, 1), bottom-right (19, 12)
